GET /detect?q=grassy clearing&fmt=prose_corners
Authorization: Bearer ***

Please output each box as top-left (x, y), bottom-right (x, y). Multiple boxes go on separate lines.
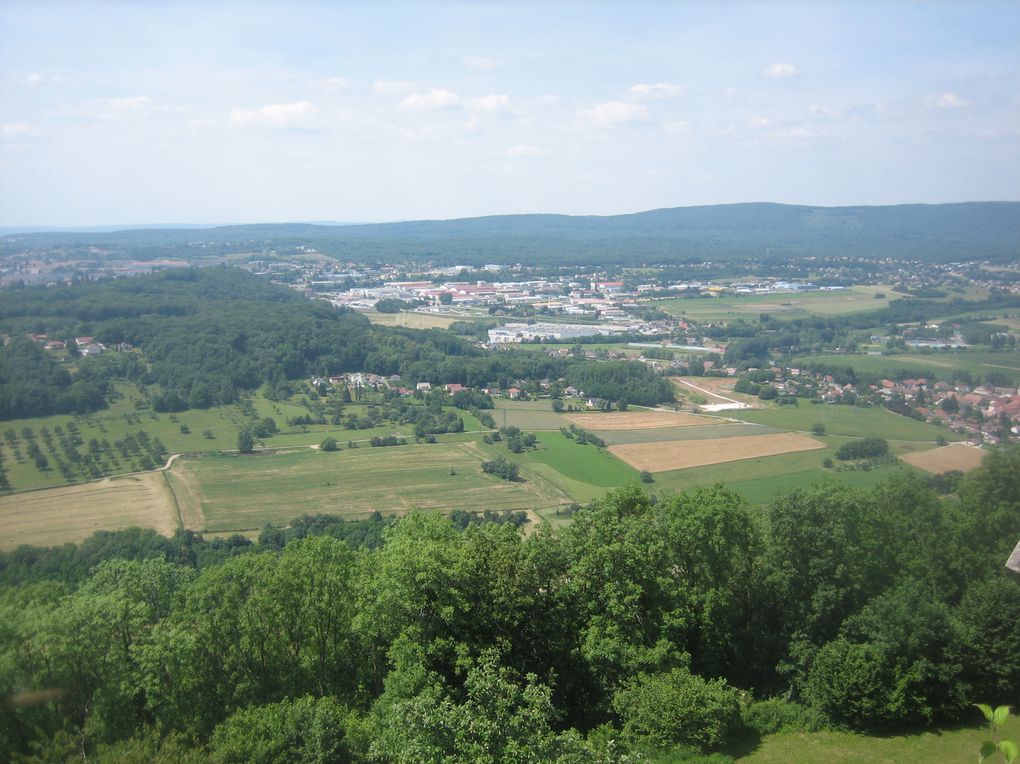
top-left (492, 400), bottom-right (571, 430)
top-left (0, 472), bottom-right (178, 551)
top-left (795, 350), bottom-right (1020, 385)
top-left (729, 405), bottom-right (961, 442)
top-left (170, 441), bottom-right (571, 533)
top-left (362, 310), bottom-right (464, 329)
top-left (649, 286), bottom-right (901, 321)
top-left (733, 714), bottom-right (1020, 763)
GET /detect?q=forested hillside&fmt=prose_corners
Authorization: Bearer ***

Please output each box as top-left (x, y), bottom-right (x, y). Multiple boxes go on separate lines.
top-left (4, 201), bottom-right (1018, 265)
top-left (1, 449), bottom-right (1017, 762)
top-left (0, 268), bottom-right (672, 419)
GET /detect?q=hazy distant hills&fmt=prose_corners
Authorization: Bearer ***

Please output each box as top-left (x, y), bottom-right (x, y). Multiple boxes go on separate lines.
top-left (5, 202), bottom-right (1019, 265)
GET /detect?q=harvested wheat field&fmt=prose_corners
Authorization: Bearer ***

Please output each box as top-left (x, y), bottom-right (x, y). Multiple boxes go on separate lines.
top-left (0, 472), bottom-right (178, 550)
top-left (609, 432), bottom-right (824, 473)
top-left (901, 444), bottom-right (986, 474)
top-left (566, 411), bottom-right (719, 430)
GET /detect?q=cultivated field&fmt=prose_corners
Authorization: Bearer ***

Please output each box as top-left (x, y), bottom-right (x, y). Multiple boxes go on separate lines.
top-left (595, 423), bottom-right (775, 446)
top-left (169, 441), bottom-right (571, 532)
top-left (0, 472), bottom-right (178, 550)
top-left (609, 432), bottom-right (824, 473)
top-left (900, 444), bottom-right (986, 474)
top-left (566, 410), bottom-right (719, 430)
top-left (671, 376), bottom-right (762, 409)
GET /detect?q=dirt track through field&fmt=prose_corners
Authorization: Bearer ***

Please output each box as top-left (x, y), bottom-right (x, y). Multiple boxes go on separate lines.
top-left (0, 472), bottom-right (178, 550)
top-left (566, 411), bottom-right (720, 430)
top-left (609, 432), bottom-right (824, 473)
top-left (901, 444), bottom-right (986, 474)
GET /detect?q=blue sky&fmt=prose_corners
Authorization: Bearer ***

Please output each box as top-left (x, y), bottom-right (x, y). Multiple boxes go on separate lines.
top-left (1, 1), bottom-right (1018, 226)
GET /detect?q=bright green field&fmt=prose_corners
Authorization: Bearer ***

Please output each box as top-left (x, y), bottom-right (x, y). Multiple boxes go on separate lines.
top-left (796, 351), bottom-right (1020, 385)
top-left (172, 441), bottom-right (571, 532)
top-left (508, 432), bottom-right (640, 503)
top-left (734, 714), bottom-right (1020, 763)
top-left (729, 405), bottom-right (962, 442)
top-left (649, 286), bottom-right (901, 321)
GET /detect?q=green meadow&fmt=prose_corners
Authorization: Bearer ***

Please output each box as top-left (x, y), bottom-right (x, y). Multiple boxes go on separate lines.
top-left (795, 350), bottom-right (1020, 385)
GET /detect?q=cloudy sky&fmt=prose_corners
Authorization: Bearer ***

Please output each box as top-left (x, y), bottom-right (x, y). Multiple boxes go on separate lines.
top-left (1, 1), bottom-right (1018, 226)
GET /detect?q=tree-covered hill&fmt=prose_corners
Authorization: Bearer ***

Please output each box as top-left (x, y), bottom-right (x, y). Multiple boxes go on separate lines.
top-left (4, 201), bottom-right (1018, 265)
top-left (0, 267), bottom-right (672, 418)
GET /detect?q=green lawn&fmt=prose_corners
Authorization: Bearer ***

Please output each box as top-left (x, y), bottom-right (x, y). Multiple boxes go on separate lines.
top-left (734, 714), bottom-right (1020, 763)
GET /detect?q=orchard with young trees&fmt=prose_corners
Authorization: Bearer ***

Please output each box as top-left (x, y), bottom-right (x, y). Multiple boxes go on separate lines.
top-left (0, 448), bottom-right (1017, 762)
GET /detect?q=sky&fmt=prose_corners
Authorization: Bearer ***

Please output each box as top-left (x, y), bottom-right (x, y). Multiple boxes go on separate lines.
top-left (1, 0), bottom-right (1018, 226)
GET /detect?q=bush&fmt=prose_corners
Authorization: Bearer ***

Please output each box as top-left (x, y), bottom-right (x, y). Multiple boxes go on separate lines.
top-left (640, 470), bottom-right (654, 483)
top-left (481, 457), bottom-right (519, 481)
top-left (835, 437), bottom-right (889, 461)
top-left (320, 437), bottom-right (338, 452)
top-left (742, 699), bottom-right (825, 736)
top-left (613, 667), bottom-right (741, 751)
top-left (811, 422), bottom-right (826, 436)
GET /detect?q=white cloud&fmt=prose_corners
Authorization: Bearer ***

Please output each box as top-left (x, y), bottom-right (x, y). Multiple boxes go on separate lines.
top-left (934, 92), bottom-right (970, 109)
top-left (764, 63), bottom-right (798, 79)
top-left (769, 126), bottom-right (823, 140)
top-left (401, 88), bottom-right (461, 110)
top-left (581, 100), bottom-right (649, 125)
top-left (507, 144), bottom-right (542, 156)
top-left (103, 95), bottom-right (153, 110)
top-left (630, 82), bottom-right (685, 98)
top-left (807, 105), bottom-right (843, 119)
top-left (321, 76), bottom-right (349, 90)
top-left (664, 120), bottom-right (692, 133)
top-left (748, 116), bottom-right (771, 128)
top-left (468, 94), bottom-right (511, 113)
top-left (0, 122), bottom-right (33, 138)
top-left (373, 80), bottom-right (415, 95)
top-left (464, 55), bottom-right (500, 71)
top-left (229, 101), bottom-right (319, 127)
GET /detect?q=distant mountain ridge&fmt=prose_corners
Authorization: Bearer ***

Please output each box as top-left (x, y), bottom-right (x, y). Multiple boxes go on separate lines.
top-left (3, 202), bottom-right (1018, 265)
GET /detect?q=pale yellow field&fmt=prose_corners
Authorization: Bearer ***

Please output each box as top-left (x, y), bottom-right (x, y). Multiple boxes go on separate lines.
top-left (0, 472), bottom-right (178, 550)
top-left (566, 411), bottom-right (720, 430)
top-left (901, 444), bottom-right (986, 474)
top-left (364, 310), bottom-right (462, 329)
top-left (609, 432), bottom-right (824, 473)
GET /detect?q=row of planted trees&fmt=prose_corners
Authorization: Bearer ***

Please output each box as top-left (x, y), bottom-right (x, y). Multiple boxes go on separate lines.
top-left (1, 449), bottom-right (1018, 762)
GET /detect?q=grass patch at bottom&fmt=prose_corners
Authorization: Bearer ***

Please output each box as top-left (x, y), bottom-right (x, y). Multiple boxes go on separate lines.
top-left (734, 714), bottom-right (1020, 763)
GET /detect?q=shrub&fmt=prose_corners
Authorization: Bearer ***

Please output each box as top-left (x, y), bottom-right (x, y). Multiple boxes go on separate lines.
top-left (742, 699), bottom-right (825, 736)
top-left (835, 437), bottom-right (889, 461)
top-left (320, 437), bottom-right (338, 452)
top-left (613, 667), bottom-right (741, 751)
